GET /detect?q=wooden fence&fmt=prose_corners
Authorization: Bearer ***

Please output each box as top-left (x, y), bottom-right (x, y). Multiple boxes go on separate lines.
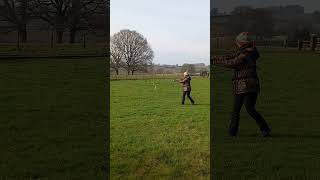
top-left (300, 38), bottom-right (320, 51)
top-left (316, 38), bottom-right (320, 51)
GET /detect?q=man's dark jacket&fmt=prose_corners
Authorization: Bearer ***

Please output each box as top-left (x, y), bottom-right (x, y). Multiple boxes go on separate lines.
top-left (213, 46), bottom-right (260, 94)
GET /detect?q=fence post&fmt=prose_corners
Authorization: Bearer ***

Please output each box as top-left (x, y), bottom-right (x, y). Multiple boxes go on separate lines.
top-left (283, 39), bottom-right (287, 48)
top-left (17, 31), bottom-right (20, 50)
top-left (311, 35), bottom-right (316, 52)
top-left (298, 40), bottom-right (302, 51)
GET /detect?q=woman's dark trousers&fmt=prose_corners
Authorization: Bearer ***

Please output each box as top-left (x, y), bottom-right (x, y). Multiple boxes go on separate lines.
top-left (182, 91), bottom-right (194, 104)
top-left (229, 92), bottom-right (270, 136)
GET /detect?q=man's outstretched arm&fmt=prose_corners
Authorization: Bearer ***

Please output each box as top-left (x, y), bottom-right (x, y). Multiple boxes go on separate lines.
top-left (213, 52), bottom-right (249, 68)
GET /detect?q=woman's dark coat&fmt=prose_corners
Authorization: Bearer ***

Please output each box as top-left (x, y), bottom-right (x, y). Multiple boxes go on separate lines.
top-left (213, 46), bottom-right (260, 94)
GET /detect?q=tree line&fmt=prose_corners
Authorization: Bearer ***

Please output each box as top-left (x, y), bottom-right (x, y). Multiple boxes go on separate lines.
top-left (0, 0), bottom-right (108, 44)
top-left (215, 5), bottom-right (320, 41)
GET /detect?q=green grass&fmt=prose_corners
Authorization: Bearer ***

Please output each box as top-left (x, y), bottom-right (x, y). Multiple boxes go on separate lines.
top-left (3, 49), bottom-right (319, 179)
top-left (111, 78), bottom-right (210, 179)
top-left (0, 58), bottom-right (107, 179)
top-left (212, 50), bottom-right (320, 179)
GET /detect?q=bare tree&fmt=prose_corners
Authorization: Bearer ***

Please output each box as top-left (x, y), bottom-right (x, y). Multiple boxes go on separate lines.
top-left (29, 0), bottom-right (73, 43)
top-left (228, 6), bottom-right (274, 39)
top-left (227, 6), bottom-right (253, 35)
top-left (110, 37), bottom-right (124, 75)
top-left (284, 17), bottom-right (314, 41)
top-left (250, 8), bottom-right (274, 39)
top-left (68, 0), bottom-right (81, 43)
top-left (0, 0), bottom-right (30, 42)
top-left (313, 11), bottom-right (320, 24)
top-left (181, 64), bottom-right (195, 74)
top-left (67, 0), bottom-right (107, 43)
top-left (110, 29), bottom-right (154, 75)
top-left (28, 0), bottom-right (106, 44)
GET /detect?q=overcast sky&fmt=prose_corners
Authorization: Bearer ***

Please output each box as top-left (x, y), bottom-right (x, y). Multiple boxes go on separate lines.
top-left (111, 0), bottom-right (210, 65)
top-left (212, 0), bottom-right (320, 13)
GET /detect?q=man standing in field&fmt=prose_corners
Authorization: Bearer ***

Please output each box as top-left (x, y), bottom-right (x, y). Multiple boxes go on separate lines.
top-left (213, 32), bottom-right (271, 137)
top-left (180, 72), bottom-right (195, 105)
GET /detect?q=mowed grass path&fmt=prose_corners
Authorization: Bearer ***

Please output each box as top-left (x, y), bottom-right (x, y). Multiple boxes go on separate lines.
top-left (212, 51), bottom-right (320, 179)
top-left (111, 78), bottom-right (210, 179)
top-left (0, 58), bottom-right (107, 179)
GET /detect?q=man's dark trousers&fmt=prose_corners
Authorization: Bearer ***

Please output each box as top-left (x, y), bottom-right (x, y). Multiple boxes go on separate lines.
top-left (230, 92), bottom-right (270, 136)
top-left (182, 91), bottom-right (194, 104)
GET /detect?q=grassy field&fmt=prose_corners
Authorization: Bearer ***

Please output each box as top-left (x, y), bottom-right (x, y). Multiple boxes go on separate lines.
top-left (212, 50), bottom-right (320, 179)
top-left (110, 77), bottom-right (210, 179)
top-left (2, 49), bottom-right (319, 179)
top-left (0, 58), bottom-right (107, 179)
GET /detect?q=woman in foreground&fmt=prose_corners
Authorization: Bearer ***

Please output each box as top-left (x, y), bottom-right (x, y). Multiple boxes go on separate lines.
top-left (213, 32), bottom-right (271, 137)
top-left (180, 72), bottom-right (195, 105)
